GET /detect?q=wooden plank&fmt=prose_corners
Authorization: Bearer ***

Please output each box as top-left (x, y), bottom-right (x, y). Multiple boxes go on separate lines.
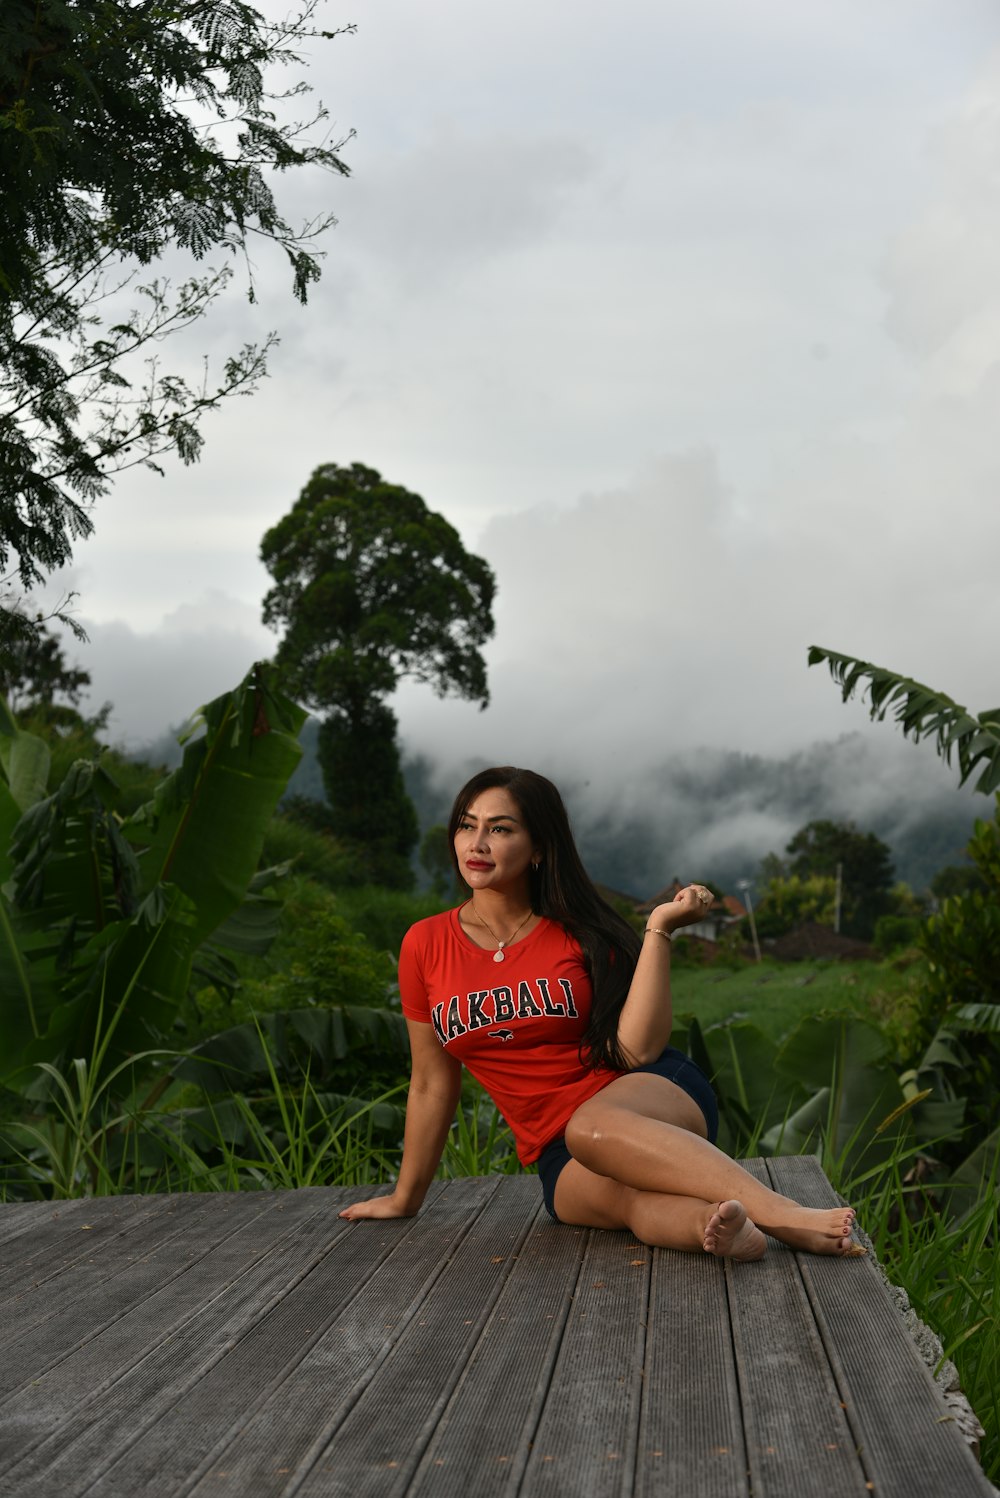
top-left (2, 1193), bottom-right (214, 1353)
top-left (2, 1195), bottom-right (163, 1300)
top-left (634, 1236), bottom-right (749, 1498)
top-left (0, 1190), bottom-right (323, 1493)
top-left (291, 1177), bottom-right (547, 1497)
top-left (766, 1155), bottom-right (994, 1498)
top-left (0, 1169), bottom-right (992, 1498)
top-left (513, 1219), bottom-right (650, 1497)
top-left (0, 1192), bottom-right (282, 1396)
top-left (725, 1158), bottom-right (864, 1497)
top-left (0, 1194), bottom-right (108, 1257)
top-left (0, 1198), bottom-right (92, 1248)
top-left (407, 1190), bottom-right (587, 1497)
top-left (176, 1177), bottom-right (501, 1498)
top-left (83, 1185), bottom-right (456, 1497)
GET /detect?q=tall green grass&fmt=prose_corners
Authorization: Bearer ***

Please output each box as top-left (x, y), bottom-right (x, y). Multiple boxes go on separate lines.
top-left (832, 1145), bottom-right (999, 1482)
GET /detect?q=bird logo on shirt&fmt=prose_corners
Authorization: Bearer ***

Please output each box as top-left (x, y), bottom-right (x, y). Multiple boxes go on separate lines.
top-left (488, 1028), bottom-right (515, 1042)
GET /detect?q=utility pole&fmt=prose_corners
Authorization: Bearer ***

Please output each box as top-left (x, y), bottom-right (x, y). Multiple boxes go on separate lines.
top-left (738, 880), bottom-right (762, 963)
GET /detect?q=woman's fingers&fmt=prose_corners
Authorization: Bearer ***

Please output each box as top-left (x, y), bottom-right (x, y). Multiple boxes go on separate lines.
top-left (339, 1197), bottom-right (402, 1220)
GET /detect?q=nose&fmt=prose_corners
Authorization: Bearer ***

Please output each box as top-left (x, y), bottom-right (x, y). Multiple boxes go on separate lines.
top-left (470, 823), bottom-right (490, 851)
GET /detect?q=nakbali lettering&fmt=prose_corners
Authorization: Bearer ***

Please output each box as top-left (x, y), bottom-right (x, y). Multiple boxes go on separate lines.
top-left (431, 977), bottom-right (580, 1045)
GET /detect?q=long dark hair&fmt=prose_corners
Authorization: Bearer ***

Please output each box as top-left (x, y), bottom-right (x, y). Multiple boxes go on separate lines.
top-left (447, 766), bottom-right (642, 1071)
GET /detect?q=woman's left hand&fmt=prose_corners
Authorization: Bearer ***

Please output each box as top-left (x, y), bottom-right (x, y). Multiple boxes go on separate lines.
top-left (649, 885), bottom-right (714, 934)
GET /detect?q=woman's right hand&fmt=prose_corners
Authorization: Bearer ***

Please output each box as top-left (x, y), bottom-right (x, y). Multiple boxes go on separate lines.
top-left (338, 1192), bottom-right (415, 1221)
top-left (338, 1018), bottom-right (462, 1225)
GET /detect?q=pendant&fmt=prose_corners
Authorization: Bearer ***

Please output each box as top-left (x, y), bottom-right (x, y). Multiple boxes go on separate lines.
top-left (493, 948), bottom-right (505, 963)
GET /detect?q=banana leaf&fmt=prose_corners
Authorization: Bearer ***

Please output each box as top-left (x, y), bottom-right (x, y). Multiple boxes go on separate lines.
top-left (946, 1124), bottom-right (1000, 1220)
top-left (0, 697), bottom-right (50, 818)
top-left (1, 701), bottom-right (50, 887)
top-left (123, 665), bottom-right (306, 946)
top-left (173, 1004), bottom-right (412, 1093)
top-left (0, 665), bottom-right (306, 1092)
top-left (768, 1012), bottom-right (908, 1171)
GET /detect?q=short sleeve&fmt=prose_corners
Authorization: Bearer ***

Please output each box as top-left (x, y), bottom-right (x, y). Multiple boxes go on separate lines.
top-left (398, 922), bottom-right (431, 1022)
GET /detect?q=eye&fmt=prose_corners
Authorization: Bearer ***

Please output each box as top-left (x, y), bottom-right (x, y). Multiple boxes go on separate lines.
top-left (489, 824), bottom-right (509, 834)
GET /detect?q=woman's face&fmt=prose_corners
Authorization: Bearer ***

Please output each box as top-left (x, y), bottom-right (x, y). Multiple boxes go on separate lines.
top-left (454, 787), bottom-right (539, 898)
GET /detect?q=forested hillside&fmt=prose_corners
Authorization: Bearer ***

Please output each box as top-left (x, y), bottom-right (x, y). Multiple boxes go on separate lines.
top-left (276, 722), bottom-right (980, 896)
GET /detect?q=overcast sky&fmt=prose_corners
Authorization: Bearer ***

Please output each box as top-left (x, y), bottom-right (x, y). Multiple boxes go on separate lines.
top-left (45, 0), bottom-right (1000, 839)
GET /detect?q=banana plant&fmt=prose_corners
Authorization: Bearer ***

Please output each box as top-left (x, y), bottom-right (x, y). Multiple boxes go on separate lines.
top-left (809, 647), bottom-right (1000, 1154)
top-left (0, 663), bottom-right (306, 1092)
top-left (808, 646), bottom-right (1000, 794)
top-left (684, 1007), bottom-right (973, 1180)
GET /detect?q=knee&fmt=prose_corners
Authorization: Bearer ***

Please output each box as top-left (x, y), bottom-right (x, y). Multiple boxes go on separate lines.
top-left (565, 1104), bottom-right (612, 1164)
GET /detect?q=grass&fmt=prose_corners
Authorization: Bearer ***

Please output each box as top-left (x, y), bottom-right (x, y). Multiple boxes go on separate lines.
top-left (833, 1148), bottom-right (999, 1482)
top-left (671, 954), bottom-right (919, 1042)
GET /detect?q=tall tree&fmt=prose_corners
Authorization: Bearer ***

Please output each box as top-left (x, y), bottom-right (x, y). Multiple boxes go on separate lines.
top-left (0, 610), bottom-right (106, 728)
top-left (785, 819), bottom-right (894, 939)
top-left (0, 0), bottom-right (352, 638)
top-left (261, 463), bottom-right (495, 885)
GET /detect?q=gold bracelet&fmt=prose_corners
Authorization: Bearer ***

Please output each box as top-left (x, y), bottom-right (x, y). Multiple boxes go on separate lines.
top-left (643, 926), bottom-right (673, 942)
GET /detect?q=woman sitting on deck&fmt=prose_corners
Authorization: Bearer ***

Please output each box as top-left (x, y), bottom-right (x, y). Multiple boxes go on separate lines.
top-left (341, 766), bottom-right (863, 1260)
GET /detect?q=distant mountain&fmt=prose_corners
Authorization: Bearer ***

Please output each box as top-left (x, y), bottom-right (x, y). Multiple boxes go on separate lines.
top-left (274, 725), bottom-right (981, 898)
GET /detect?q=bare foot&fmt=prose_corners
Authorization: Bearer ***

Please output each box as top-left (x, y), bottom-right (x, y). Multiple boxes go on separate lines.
top-left (703, 1200), bottom-right (767, 1262)
top-left (763, 1205), bottom-right (866, 1257)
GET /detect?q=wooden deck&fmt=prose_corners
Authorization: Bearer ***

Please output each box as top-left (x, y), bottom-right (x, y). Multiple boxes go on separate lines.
top-left (0, 1156), bottom-right (992, 1497)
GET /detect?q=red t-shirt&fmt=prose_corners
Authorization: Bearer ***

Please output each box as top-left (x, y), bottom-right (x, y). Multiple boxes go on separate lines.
top-left (399, 908), bottom-right (620, 1164)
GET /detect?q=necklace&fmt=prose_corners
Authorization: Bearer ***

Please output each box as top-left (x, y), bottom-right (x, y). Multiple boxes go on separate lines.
top-left (468, 902), bottom-right (534, 962)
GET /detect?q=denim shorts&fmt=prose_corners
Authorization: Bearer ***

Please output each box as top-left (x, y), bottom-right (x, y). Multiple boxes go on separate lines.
top-left (536, 1046), bottom-right (719, 1222)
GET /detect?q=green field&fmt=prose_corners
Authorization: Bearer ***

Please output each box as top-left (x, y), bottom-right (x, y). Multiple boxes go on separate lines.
top-left (670, 955), bottom-right (919, 1044)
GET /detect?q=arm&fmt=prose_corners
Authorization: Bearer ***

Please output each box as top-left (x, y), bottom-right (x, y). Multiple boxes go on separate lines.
top-left (338, 1018), bottom-right (462, 1220)
top-left (614, 885), bottom-right (712, 1067)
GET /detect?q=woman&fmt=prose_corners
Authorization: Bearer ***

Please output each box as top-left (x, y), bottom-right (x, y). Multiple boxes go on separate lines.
top-left (340, 767), bottom-right (862, 1260)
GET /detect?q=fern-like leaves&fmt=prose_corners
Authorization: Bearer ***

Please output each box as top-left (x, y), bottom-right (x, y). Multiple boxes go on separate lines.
top-left (808, 645), bottom-right (1000, 795)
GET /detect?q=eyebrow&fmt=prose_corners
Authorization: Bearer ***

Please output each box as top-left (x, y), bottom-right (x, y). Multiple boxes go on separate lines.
top-left (463, 811), bottom-right (519, 823)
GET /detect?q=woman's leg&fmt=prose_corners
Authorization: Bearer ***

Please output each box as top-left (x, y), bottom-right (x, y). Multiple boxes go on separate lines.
top-left (552, 1155), bottom-right (768, 1261)
top-left (562, 1073), bottom-right (861, 1257)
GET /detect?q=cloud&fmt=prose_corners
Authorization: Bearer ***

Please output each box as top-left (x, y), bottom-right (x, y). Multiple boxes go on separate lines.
top-left (336, 128), bottom-right (597, 289)
top-left (73, 592), bottom-right (273, 749)
top-left (883, 52), bottom-right (1000, 364)
top-left (33, 0), bottom-right (998, 828)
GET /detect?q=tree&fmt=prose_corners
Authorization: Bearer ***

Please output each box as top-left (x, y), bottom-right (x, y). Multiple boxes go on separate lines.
top-left (420, 823), bottom-right (462, 898)
top-left (261, 463), bottom-right (496, 885)
top-left (930, 864), bottom-right (986, 901)
top-left (753, 871), bottom-right (838, 940)
top-left (1, 0), bottom-right (352, 638)
top-left (0, 610), bottom-right (107, 729)
top-left (785, 819), bottom-right (893, 939)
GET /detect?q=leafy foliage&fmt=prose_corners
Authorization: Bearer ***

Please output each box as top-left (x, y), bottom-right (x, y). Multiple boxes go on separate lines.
top-left (175, 1003), bottom-right (411, 1097)
top-left (317, 704), bottom-right (419, 886)
top-left (809, 646), bottom-right (1000, 1158)
top-left (261, 462), bottom-right (495, 881)
top-left (808, 646), bottom-right (1000, 794)
top-left (0, 610), bottom-right (107, 730)
top-left (785, 818), bottom-right (894, 938)
top-left (193, 896), bottom-right (398, 1029)
top-left (753, 872), bottom-right (838, 939)
top-left (260, 808), bottom-right (368, 890)
top-left (0, 663), bottom-right (305, 1090)
top-left (0, 0), bottom-right (352, 631)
